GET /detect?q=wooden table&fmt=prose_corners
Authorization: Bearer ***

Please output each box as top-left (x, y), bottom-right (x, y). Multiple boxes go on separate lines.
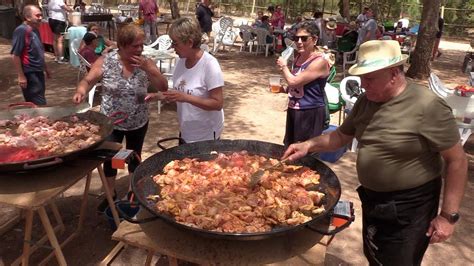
top-left (0, 142), bottom-right (121, 266)
top-left (104, 210), bottom-right (329, 265)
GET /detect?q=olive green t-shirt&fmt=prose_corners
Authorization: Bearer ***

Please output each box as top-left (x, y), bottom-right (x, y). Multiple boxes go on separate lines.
top-left (339, 83), bottom-right (459, 192)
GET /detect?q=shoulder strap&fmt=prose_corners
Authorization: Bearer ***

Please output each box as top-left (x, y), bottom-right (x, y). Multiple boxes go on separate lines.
top-left (300, 53), bottom-right (324, 69)
top-left (21, 25), bottom-right (33, 65)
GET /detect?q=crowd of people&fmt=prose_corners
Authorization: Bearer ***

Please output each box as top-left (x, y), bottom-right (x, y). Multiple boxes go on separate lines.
top-left (8, 3), bottom-right (467, 265)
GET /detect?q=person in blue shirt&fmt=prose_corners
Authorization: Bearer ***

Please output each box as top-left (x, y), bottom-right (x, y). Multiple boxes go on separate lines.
top-left (11, 5), bottom-right (50, 105)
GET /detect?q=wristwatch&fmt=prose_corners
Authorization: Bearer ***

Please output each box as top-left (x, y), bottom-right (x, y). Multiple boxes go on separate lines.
top-left (440, 211), bottom-right (460, 224)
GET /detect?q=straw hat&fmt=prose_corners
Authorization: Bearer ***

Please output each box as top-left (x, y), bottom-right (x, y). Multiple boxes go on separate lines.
top-left (326, 20), bottom-right (337, 30)
top-left (348, 40), bottom-right (408, 76)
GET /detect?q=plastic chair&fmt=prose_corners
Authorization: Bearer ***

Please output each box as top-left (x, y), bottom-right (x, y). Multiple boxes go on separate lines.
top-left (77, 53), bottom-right (99, 108)
top-left (429, 73), bottom-right (474, 145)
top-left (72, 39), bottom-right (100, 108)
top-left (428, 72), bottom-right (453, 98)
top-left (327, 66), bottom-right (337, 83)
top-left (200, 43), bottom-right (210, 52)
top-left (238, 25), bottom-right (255, 53)
top-left (146, 34), bottom-right (172, 50)
top-left (340, 76), bottom-right (362, 111)
top-left (339, 76), bottom-right (363, 151)
top-left (148, 35), bottom-right (174, 74)
top-left (324, 83), bottom-right (343, 121)
top-left (233, 18), bottom-right (249, 27)
top-left (252, 28), bottom-right (272, 57)
top-left (342, 46), bottom-right (359, 77)
top-left (337, 33), bottom-right (358, 53)
top-left (212, 17), bottom-right (234, 53)
top-left (70, 38), bottom-right (85, 82)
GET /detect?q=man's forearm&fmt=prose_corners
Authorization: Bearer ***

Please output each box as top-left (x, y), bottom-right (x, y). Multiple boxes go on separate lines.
top-left (441, 145), bottom-right (468, 214)
top-left (11, 55), bottom-right (24, 78)
top-left (307, 129), bottom-right (352, 153)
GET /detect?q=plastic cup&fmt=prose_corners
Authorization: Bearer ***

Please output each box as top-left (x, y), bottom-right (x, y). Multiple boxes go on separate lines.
top-left (269, 75), bottom-right (282, 93)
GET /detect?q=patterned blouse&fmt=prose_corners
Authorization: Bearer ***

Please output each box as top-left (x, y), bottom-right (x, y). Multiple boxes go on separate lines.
top-left (100, 51), bottom-right (150, 131)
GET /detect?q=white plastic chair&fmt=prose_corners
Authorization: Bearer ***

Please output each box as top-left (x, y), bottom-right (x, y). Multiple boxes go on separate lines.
top-left (342, 46), bottom-right (359, 77)
top-left (233, 18), bottom-right (249, 27)
top-left (71, 39), bottom-right (100, 108)
top-left (340, 76), bottom-right (362, 111)
top-left (429, 72), bottom-right (453, 98)
top-left (200, 43), bottom-right (210, 52)
top-left (340, 76), bottom-right (363, 151)
top-left (212, 17), bottom-right (234, 53)
top-left (146, 34), bottom-right (172, 50)
top-left (238, 25), bottom-right (255, 53)
top-left (70, 39), bottom-right (85, 82)
top-left (77, 53), bottom-right (99, 108)
top-left (252, 28), bottom-right (273, 57)
top-left (429, 73), bottom-right (473, 146)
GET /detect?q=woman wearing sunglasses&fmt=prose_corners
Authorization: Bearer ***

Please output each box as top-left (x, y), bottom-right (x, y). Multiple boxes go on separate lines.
top-left (276, 21), bottom-right (331, 147)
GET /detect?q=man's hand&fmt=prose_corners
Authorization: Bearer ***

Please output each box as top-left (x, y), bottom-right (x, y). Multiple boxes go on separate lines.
top-left (45, 68), bottom-right (51, 79)
top-left (282, 141), bottom-right (311, 161)
top-left (18, 75), bottom-right (27, 89)
top-left (426, 215), bottom-right (455, 244)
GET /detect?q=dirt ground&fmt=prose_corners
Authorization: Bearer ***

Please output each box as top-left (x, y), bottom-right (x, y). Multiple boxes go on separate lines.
top-left (0, 27), bottom-right (473, 265)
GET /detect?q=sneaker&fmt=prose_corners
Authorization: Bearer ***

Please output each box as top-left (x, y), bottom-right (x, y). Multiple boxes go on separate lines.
top-left (56, 59), bottom-right (68, 64)
top-left (437, 52), bottom-right (442, 58)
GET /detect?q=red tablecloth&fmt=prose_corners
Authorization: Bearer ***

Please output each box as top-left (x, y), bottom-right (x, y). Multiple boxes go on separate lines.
top-left (39, 21), bottom-right (54, 46)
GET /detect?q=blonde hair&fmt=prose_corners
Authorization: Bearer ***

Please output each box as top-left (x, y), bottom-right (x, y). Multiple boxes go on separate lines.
top-left (117, 24), bottom-right (145, 49)
top-left (169, 17), bottom-right (202, 48)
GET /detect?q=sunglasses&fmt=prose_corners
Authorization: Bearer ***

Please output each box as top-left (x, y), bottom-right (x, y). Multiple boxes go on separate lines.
top-left (293, 35), bottom-right (311, 42)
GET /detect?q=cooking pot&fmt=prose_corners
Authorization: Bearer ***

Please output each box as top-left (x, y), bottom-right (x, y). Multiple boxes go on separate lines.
top-left (121, 138), bottom-right (351, 241)
top-left (0, 102), bottom-right (124, 172)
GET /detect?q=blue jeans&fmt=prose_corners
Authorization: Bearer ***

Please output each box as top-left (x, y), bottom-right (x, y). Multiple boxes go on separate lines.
top-left (22, 71), bottom-right (46, 106)
top-left (143, 20), bottom-right (157, 44)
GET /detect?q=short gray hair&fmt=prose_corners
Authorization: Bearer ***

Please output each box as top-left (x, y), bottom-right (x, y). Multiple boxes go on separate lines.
top-left (169, 17), bottom-right (202, 49)
top-left (23, 5), bottom-right (39, 20)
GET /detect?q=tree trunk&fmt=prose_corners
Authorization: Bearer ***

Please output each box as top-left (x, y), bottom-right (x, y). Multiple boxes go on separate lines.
top-left (342, 0), bottom-right (350, 19)
top-left (371, 0), bottom-right (379, 20)
top-left (168, 0), bottom-right (180, 19)
top-left (406, 0), bottom-right (440, 79)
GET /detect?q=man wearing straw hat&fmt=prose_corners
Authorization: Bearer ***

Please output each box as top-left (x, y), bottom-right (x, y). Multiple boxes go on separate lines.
top-left (282, 40), bottom-right (467, 265)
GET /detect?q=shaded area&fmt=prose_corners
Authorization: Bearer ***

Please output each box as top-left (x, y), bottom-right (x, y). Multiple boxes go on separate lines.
top-left (0, 35), bottom-right (472, 265)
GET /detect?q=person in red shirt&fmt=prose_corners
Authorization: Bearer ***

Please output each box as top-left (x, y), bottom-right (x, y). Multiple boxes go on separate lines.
top-left (139, 0), bottom-right (159, 44)
top-left (78, 32), bottom-right (100, 70)
top-left (270, 5), bottom-right (285, 29)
